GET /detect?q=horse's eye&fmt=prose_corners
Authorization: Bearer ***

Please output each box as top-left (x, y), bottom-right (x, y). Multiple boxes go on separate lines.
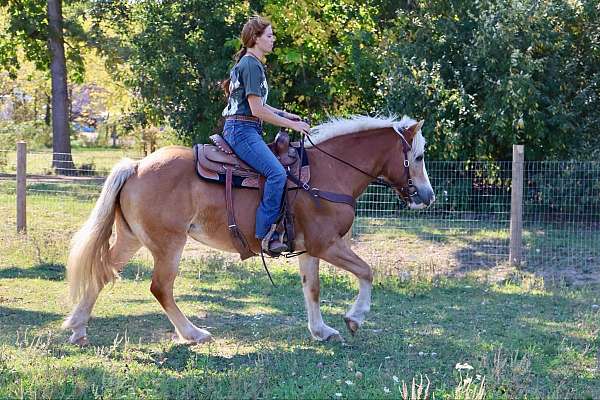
top-left (416, 155), bottom-right (424, 162)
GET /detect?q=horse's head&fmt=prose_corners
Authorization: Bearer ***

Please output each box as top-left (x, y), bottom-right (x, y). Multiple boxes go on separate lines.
top-left (381, 119), bottom-right (435, 209)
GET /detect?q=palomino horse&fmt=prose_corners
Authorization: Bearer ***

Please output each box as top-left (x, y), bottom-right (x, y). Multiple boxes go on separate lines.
top-left (62, 115), bottom-right (435, 345)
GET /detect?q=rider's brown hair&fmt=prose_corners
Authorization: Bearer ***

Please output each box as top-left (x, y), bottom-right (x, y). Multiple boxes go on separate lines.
top-left (221, 15), bottom-right (271, 97)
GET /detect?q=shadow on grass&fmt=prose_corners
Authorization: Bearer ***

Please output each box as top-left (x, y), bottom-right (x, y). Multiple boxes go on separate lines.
top-left (0, 306), bottom-right (64, 340)
top-left (0, 263), bottom-right (65, 281)
top-left (0, 261), bottom-right (154, 282)
top-left (2, 261), bottom-right (599, 397)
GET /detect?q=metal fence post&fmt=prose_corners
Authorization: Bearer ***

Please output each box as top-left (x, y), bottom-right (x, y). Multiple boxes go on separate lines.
top-left (16, 141), bottom-right (27, 233)
top-left (509, 145), bottom-right (524, 266)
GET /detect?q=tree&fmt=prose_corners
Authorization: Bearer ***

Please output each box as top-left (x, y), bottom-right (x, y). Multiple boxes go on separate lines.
top-left (120, 0), bottom-right (392, 144)
top-left (0, 0), bottom-right (91, 172)
top-left (383, 0), bottom-right (600, 161)
top-left (48, 0), bottom-right (72, 172)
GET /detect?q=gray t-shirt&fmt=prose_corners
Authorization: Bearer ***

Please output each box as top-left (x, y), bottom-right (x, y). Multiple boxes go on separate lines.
top-left (222, 55), bottom-right (269, 117)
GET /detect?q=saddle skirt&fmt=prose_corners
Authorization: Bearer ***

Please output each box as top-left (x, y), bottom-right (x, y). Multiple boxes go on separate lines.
top-left (193, 134), bottom-right (310, 189)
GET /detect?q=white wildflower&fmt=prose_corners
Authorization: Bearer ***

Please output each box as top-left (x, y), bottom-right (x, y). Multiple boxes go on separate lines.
top-left (455, 362), bottom-right (474, 371)
top-left (393, 375), bottom-right (399, 383)
top-left (345, 380), bottom-right (354, 386)
top-left (384, 387), bottom-right (390, 393)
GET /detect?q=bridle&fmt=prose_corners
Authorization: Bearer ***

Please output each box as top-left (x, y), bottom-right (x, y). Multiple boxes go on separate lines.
top-left (261, 123), bottom-right (420, 285)
top-left (302, 125), bottom-right (419, 204)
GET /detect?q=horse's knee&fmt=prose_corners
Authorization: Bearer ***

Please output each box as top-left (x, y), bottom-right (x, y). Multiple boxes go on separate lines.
top-left (150, 280), bottom-right (171, 304)
top-left (359, 270), bottom-right (373, 284)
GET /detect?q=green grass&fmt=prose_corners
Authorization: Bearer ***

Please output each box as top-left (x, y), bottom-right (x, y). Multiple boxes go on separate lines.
top-left (1, 183), bottom-right (600, 398)
top-left (0, 147), bottom-right (140, 176)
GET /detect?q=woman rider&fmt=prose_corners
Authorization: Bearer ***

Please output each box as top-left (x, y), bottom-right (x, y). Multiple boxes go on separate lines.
top-left (221, 15), bottom-right (310, 254)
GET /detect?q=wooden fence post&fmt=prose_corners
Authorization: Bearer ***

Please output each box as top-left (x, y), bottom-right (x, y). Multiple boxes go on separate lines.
top-left (16, 141), bottom-right (27, 233)
top-left (509, 144), bottom-right (524, 266)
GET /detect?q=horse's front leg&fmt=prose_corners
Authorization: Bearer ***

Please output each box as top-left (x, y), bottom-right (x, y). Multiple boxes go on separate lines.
top-left (318, 239), bottom-right (373, 336)
top-left (298, 254), bottom-right (342, 341)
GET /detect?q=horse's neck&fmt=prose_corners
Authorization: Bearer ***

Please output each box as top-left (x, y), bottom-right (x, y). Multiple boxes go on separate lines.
top-left (307, 129), bottom-right (395, 198)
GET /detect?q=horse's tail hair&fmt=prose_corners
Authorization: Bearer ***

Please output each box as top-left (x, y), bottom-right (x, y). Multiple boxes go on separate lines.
top-left (65, 158), bottom-right (138, 304)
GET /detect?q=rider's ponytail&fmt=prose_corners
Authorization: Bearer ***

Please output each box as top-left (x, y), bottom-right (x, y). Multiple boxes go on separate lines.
top-left (221, 47), bottom-right (247, 97)
top-left (221, 15), bottom-right (270, 98)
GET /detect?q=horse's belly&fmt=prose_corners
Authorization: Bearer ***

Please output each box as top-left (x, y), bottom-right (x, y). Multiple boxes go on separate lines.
top-left (187, 222), bottom-right (237, 253)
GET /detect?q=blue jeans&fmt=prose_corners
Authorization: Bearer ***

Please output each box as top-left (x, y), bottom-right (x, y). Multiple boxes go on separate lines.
top-left (222, 120), bottom-right (287, 239)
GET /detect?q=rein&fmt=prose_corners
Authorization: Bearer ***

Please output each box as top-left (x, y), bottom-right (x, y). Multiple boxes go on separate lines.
top-left (259, 123), bottom-right (418, 286)
top-left (302, 126), bottom-right (418, 201)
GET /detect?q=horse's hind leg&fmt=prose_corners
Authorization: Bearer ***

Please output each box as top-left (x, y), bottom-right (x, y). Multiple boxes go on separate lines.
top-left (299, 254), bottom-right (342, 341)
top-left (63, 209), bottom-right (141, 345)
top-left (148, 234), bottom-right (212, 344)
top-left (318, 238), bottom-right (373, 336)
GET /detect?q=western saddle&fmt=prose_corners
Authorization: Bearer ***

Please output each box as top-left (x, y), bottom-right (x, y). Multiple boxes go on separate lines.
top-left (193, 129), bottom-right (310, 260)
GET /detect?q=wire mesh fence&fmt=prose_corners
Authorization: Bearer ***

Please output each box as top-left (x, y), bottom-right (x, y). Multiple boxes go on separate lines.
top-left (1, 147), bottom-right (599, 281)
top-left (353, 160), bottom-right (600, 277)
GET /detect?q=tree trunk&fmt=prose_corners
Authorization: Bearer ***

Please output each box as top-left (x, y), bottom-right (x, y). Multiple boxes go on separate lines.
top-left (48, 0), bottom-right (74, 175)
top-left (45, 94), bottom-right (51, 126)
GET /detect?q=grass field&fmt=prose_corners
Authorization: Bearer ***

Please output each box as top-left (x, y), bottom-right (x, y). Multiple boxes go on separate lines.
top-left (0, 147), bottom-right (599, 398)
top-left (0, 147), bottom-right (140, 176)
top-left (1, 178), bottom-right (600, 398)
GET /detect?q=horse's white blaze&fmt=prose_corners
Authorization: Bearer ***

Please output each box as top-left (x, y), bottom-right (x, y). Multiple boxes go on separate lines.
top-left (310, 115), bottom-right (434, 207)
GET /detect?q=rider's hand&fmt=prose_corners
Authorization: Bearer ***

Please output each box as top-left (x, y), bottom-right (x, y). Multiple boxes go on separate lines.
top-left (285, 112), bottom-right (301, 121)
top-left (290, 120), bottom-right (310, 135)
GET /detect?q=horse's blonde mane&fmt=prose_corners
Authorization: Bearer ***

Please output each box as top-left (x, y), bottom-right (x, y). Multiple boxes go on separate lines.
top-left (308, 115), bottom-right (426, 159)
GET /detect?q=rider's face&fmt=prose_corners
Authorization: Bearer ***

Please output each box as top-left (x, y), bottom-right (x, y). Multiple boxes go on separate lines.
top-left (255, 25), bottom-right (275, 54)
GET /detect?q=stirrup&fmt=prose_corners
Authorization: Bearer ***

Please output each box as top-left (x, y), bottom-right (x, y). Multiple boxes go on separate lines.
top-left (261, 224), bottom-right (288, 255)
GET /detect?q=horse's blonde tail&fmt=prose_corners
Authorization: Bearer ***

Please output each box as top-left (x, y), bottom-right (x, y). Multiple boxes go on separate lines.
top-left (66, 158), bottom-right (138, 304)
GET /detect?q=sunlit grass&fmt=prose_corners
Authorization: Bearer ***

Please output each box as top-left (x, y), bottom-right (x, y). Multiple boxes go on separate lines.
top-left (0, 162), bottom-right (599, 398)
top-left (0, 147), bottom-right (140, 176)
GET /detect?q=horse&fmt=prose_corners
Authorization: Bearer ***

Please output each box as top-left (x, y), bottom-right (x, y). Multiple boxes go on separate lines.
top-left (62, 115), bottom-right (435, 345)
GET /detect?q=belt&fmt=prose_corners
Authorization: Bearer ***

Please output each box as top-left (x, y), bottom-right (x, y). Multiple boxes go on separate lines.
top-left (226, 115), bottom-right (262, 124)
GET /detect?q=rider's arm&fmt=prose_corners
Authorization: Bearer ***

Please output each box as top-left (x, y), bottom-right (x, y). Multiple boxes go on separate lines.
top-left (248, 96), bottom-right (309, 134)
top-left (264, 104), bottom-right (298, 120)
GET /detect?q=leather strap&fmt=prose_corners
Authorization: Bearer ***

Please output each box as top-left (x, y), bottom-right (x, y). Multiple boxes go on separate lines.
top-left (286, 171), bottom-right (356, 209)
top-left (225, 167), bottom-right (255, 260)
top-left (226, 115), bottom-right (262, 124)
top-left (283, 191), bottom-right (295, 252)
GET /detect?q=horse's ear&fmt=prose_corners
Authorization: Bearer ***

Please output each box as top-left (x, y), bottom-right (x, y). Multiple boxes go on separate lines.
top-left (404, 120), bottom-right (424, 142)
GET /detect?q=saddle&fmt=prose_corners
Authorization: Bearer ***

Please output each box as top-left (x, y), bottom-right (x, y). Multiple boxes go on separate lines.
top-left (194, 133), bottom-right (310, 189)
top-left (193, 130), bottom-right (310, 260)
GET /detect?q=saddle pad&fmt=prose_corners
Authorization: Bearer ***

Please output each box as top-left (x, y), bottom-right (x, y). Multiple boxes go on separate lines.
top-left (193, 143), bottom-right (310, 189)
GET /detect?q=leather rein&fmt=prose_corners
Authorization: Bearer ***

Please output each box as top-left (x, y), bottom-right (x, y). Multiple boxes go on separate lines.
top-left (259, 124), bottom-right (418, 286)
top-left (295, 126), bottom-right (418, 203)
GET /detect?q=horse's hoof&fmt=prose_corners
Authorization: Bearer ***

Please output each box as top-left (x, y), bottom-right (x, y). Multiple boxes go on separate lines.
top-left (326, 333), bottom-right (345, 343)
top-left (70, 335), bottom-right (89, 346)
top-left (172, 332), bottom-right (213, 345)
top-left (343, 317), bottom-right (359, 336)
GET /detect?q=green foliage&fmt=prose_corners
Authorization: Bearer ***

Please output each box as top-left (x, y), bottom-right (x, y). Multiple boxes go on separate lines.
top-left (119, 0), bottom-right (250, 144)
top-left (384, 0), bottom-right (600, 161)
top-left (0, 0), bottom-right (88, 83)
top-left (4, 0), bottom-right (599, 160)
top-left (0, 121), bottom-right (52, 150)
top-left (525, 161), bottom-right (600, 219)
top-left (122, 0), bottom-right (391, 144)
top-left (265, 0), bottom-right (385, 120)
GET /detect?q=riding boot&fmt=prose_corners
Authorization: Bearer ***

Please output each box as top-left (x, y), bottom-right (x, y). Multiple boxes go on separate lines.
top-left (261, 224), bottom-right (288, 254)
